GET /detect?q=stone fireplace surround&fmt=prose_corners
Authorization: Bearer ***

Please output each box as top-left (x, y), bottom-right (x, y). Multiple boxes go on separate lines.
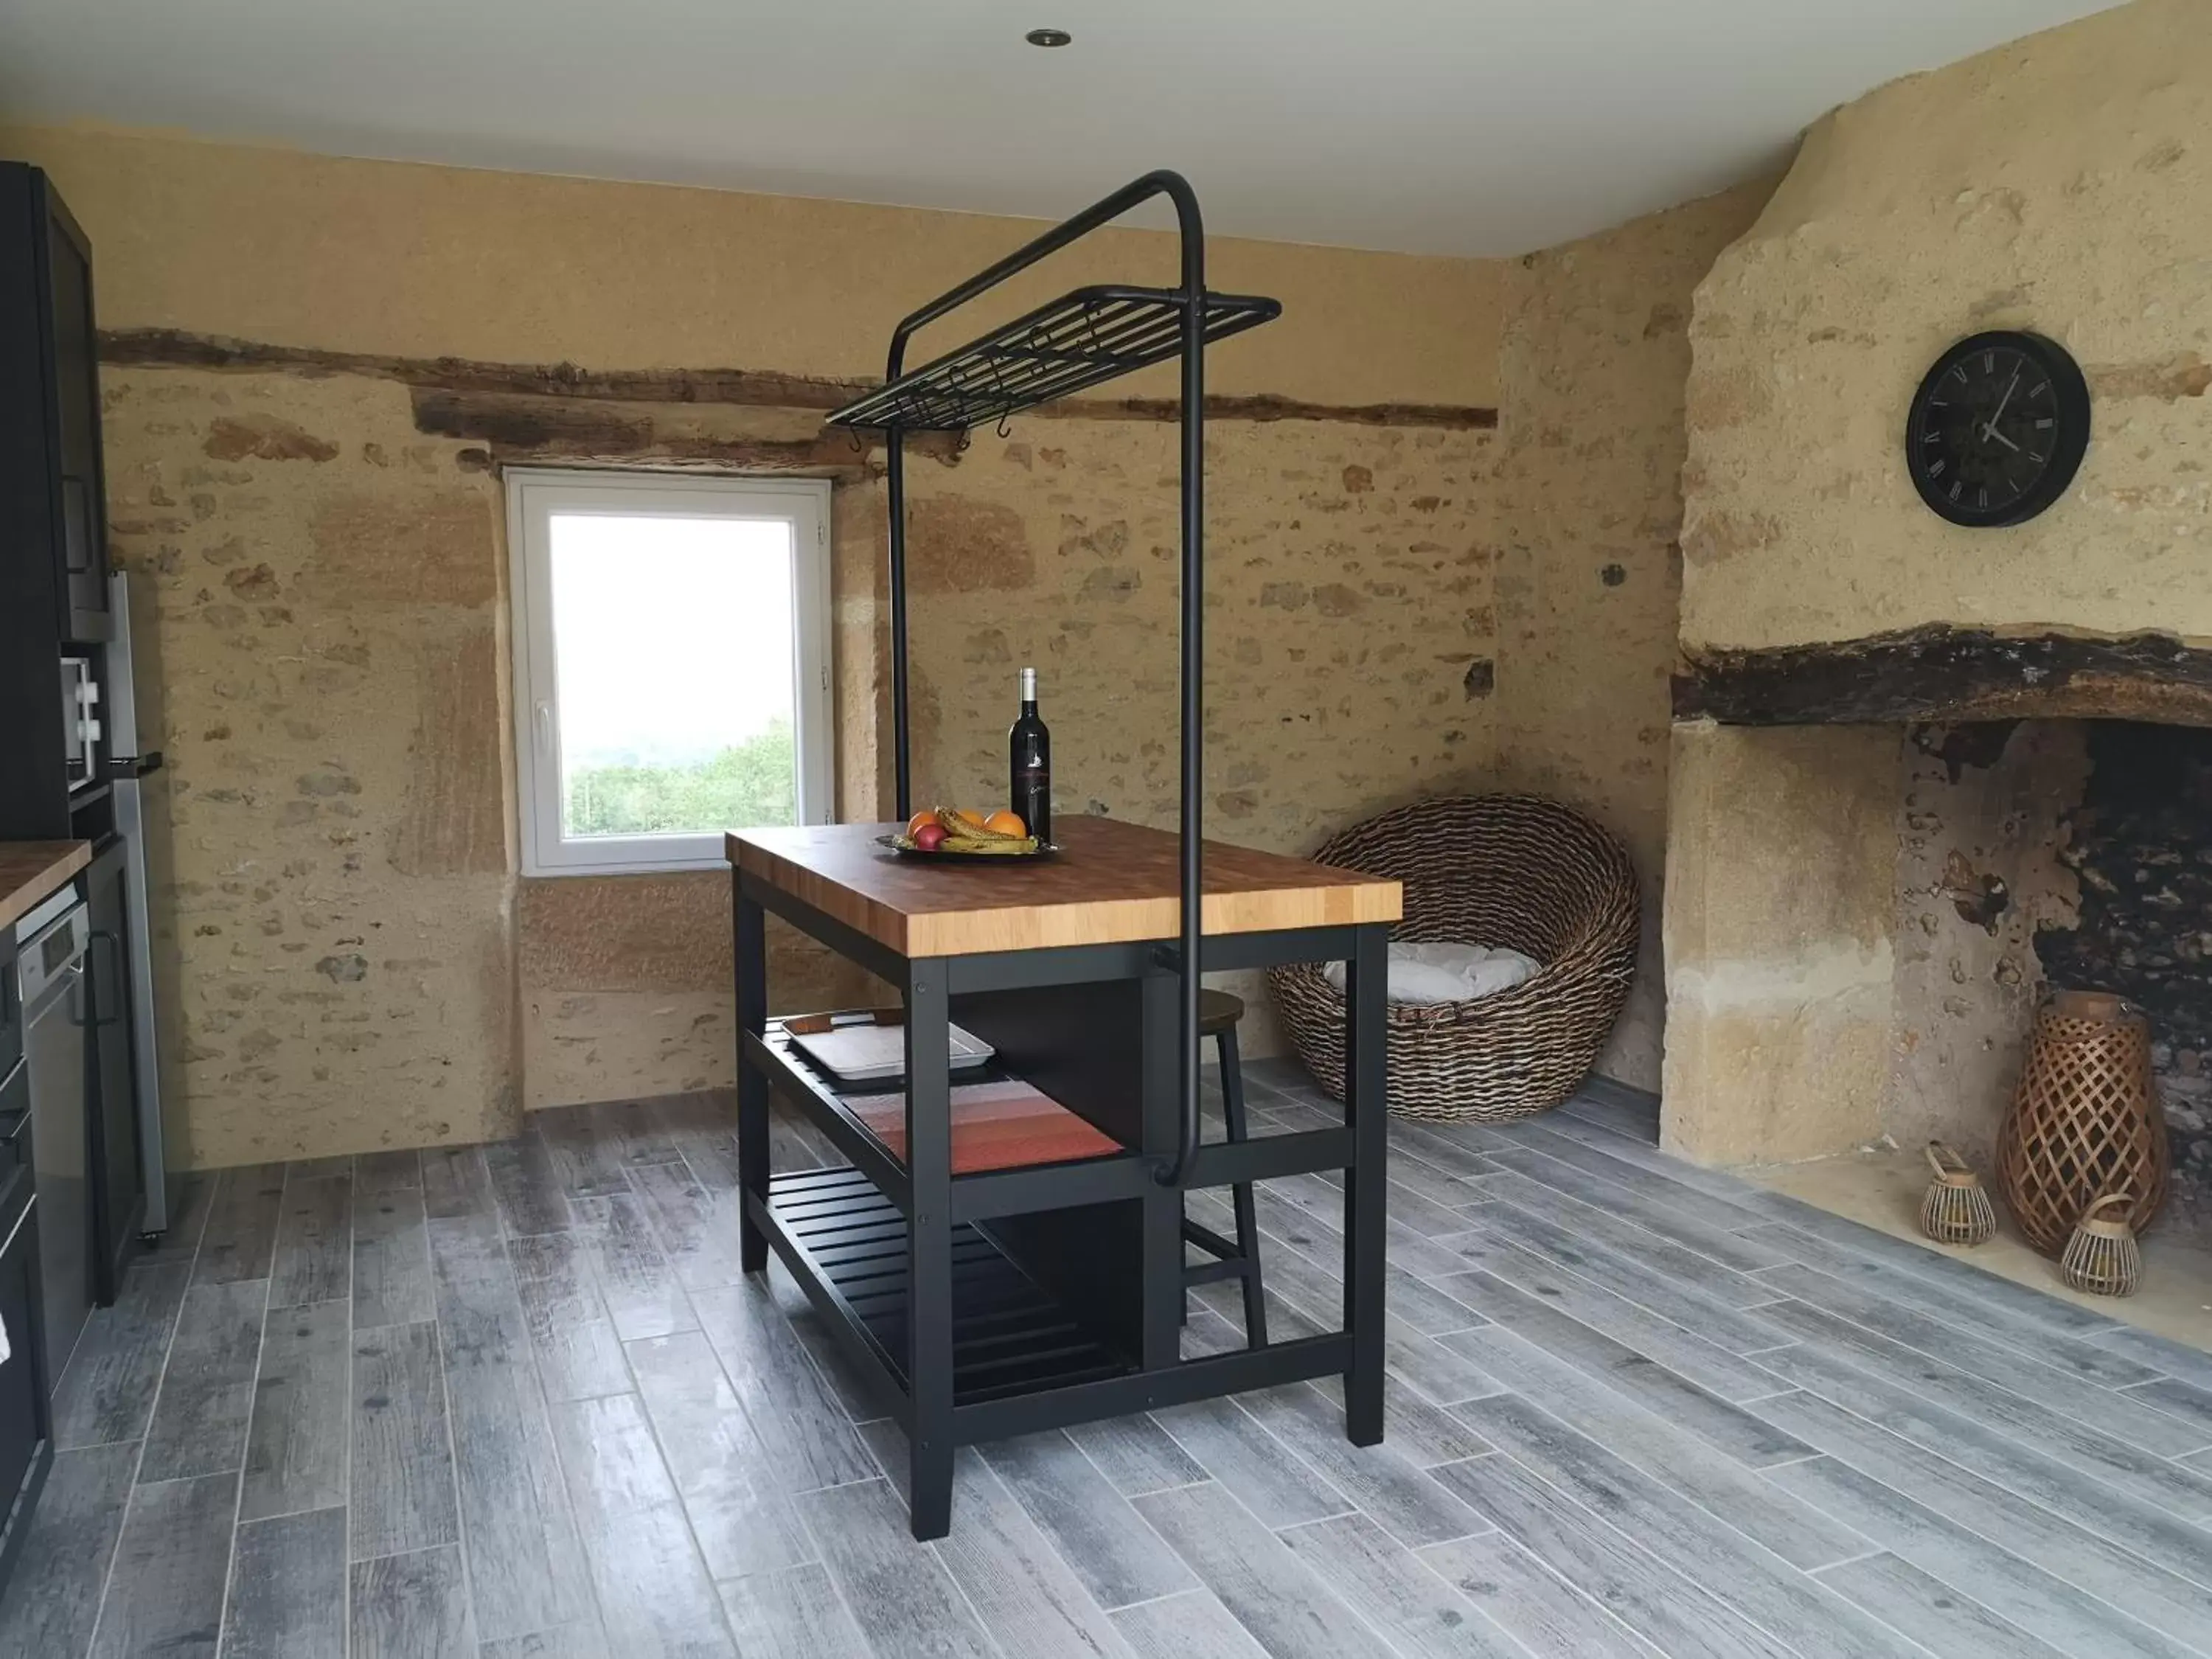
top-left (1661, 627), bottom-right (2212, 1236)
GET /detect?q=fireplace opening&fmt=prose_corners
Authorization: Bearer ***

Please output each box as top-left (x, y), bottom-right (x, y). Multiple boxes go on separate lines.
top-left (1890, 717), bottom-right (2208, 1239)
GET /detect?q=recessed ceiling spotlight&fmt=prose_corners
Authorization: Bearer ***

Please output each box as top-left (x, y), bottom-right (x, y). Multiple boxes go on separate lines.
top-left (1025, 27), bottom-right (1072, 47)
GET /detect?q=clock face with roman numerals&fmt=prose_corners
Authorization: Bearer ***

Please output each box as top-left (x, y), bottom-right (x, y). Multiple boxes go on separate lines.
top-left (1907, 330), bottom-right (2091, 526)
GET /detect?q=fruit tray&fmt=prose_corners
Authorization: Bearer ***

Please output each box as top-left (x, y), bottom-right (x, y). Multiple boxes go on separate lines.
top-left (877, 834), bottom-right (1059, 861)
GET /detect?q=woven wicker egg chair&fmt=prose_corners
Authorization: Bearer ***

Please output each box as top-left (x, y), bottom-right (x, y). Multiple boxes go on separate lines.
top-left (1268, 795), bottom-right (1641, 1122)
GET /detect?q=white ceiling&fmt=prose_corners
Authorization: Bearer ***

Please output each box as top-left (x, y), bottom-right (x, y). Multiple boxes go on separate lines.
top-left (0, 0), bottom-right (2124, 257)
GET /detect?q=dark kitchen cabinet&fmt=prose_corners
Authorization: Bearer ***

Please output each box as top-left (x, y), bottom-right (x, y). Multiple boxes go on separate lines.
top-left (0, 930), bottom-right (53, 1600)
top-left (0, 163), bottom-right (111, 647)
top-left (83, 838), bottom-right (142, 1301)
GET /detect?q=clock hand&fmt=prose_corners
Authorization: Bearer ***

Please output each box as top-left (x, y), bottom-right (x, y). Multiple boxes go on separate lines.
top-left (1986, 425), bottom-right (2021, 453)
top-left (1980, 367), bottom-right (2023, 444)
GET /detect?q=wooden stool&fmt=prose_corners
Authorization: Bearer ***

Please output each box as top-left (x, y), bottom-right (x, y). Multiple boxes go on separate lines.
top-left (1183, 988), bottom-right (1268, 1347)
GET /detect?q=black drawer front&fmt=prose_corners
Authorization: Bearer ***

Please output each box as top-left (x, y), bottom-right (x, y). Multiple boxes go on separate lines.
top-left (0, 1193), bottom-right (49, 1584)
top-left (0, 933), bottom-right (18, 1079)
top-left (0, 1060), bottom-right (24, 1228)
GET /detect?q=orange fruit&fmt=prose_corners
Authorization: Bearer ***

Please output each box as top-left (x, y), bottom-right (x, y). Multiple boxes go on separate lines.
top-left (984, 810), bottom-right (1026, 838)
top-left (953, 808), bottom-right (987, 829)
top-left (905, 810), bottom-right (936, 840)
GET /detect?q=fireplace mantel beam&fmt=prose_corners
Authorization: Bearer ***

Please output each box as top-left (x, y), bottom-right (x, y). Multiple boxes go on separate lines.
top-left (1674, 625), bottom-right (2212, 728)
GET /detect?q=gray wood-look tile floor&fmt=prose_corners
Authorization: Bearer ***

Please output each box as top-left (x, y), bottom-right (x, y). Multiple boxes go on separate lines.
top-left (7, 1059), bottom-right (2212, 1658)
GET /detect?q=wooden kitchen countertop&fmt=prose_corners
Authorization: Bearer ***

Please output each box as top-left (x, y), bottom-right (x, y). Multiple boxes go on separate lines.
top-left (0, 841), bottom-right (91, 934)
top-left (730, 816), bottom-right (1400, 959)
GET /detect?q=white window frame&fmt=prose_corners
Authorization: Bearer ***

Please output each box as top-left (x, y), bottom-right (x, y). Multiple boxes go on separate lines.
top-left (506, 467), bottom-right (833, 876)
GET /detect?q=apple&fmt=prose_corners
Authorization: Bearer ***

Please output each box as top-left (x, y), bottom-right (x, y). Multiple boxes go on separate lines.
top-left (911, 821), bottom-right (948, 852)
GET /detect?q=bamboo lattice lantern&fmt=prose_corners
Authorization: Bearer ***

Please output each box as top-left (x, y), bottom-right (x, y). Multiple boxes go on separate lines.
top-left (1919, 1141), bottom-right (1997, 1245)
top-left (2061, 1192), bottom-right (2143, 1297)
top-left (1997, 990), bottom-right (2168, 1258)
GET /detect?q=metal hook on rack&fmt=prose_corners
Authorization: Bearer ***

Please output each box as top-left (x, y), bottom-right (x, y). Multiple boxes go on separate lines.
top-left (995, 413), bottom-right (1014, 441)
top-left (954, 429), bottom-right (973, 454)
top-left (846, 428), bottom-right (866, 455)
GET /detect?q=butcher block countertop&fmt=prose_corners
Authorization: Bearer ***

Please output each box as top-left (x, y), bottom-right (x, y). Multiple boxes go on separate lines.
top-left (0, 840), bottom-right (91, 934)
top-left (730, 816), bottom-right (1401, 959)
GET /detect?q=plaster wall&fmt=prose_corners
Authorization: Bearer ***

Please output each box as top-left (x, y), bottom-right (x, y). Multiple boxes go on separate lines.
top-left (1492, 179), bottom-right (1775, 1089)
top-left (1680, 0), bottom-right (2212, 655)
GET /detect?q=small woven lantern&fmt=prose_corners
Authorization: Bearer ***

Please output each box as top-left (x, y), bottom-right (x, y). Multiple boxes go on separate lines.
top-left (2060, 1192), bottom-right (2142, 1297)
top-left (1919, 1141), bottom-right (1997, 1245)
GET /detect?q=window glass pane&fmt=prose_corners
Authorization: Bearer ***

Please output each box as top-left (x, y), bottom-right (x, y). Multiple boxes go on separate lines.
top-left (548, 510), bottom-right (797, 838)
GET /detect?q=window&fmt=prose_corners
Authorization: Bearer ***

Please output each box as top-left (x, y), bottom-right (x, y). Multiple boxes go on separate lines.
top-left (507, 468), bottom-right (832, 874)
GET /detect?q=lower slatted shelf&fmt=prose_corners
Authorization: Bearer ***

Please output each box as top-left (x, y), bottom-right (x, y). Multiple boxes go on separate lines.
top-left (767, 1166), bottom-right (1136, 1406)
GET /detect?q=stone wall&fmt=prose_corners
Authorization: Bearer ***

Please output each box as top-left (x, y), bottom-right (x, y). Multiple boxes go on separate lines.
top-left (2, 122), bottom-right (1515, 1164)
top-left (1665, 0), bottom-right (2212, 1169)
top-left (1492, 179), bottom-right (1775, 1088)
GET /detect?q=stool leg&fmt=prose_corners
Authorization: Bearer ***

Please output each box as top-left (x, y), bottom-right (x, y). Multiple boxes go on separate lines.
top-left (1218, 1023), bottom-right (1268, 1349)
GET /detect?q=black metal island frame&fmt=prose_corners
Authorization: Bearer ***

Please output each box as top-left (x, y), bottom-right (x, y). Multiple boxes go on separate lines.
top-left (731, 172), bottom-right (1402, 1540)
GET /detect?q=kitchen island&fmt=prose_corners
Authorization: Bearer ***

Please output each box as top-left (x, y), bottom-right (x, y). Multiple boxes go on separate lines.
top-left (729, 815), bottom-right (1400, 1538)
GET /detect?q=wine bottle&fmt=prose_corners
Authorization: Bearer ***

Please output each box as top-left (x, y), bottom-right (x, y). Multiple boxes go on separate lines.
top-left (1008, 666), bottom-right (1051, 843)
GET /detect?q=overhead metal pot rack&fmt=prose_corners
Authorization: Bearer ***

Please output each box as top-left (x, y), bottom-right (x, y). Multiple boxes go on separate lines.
top-left (827, 169), bottom-right (1281, 1192)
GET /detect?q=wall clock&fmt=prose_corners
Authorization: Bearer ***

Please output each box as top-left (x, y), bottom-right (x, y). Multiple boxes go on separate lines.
top-left (1906, 330), bottom-right (2091, 526)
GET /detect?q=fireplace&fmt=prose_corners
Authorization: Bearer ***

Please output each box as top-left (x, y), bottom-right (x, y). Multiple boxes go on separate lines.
top-left (1662, 636), bottom-right (2212, 1241)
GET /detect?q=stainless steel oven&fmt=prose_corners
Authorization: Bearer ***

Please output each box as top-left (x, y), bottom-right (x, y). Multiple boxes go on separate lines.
top-left (58, 654), bottom-right (99, 793)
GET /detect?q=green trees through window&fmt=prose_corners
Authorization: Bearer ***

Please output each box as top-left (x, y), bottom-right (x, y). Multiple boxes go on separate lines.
top-left (563, 718), bottom-right (797, 838)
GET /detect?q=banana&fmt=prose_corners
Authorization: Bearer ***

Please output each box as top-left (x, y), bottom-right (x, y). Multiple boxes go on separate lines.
top-left (935, 808), bottom-right (1023, 843)
top-left (938, 832), bottom-right (1040, 855)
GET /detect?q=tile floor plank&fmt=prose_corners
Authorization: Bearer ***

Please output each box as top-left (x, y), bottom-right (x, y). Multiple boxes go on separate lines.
top-left (690, 1277), bottom-right (875, 1491)
top-left (1767, 1452), bottom-right (2204, 1659)
top-left (797, 1478), bottom-right (998, 1659)
top-left (1446, 1321), bottom-right (1863, 1568)
top-left (1110, 1589), bottom-right (1270, 1659)
top-left (427, 1215), bottom-right (598, 1644)
top-left (1467, 1182), bottom-right (1780, 1314)
top-left (240, 1297), bottom-right (350, 1521)
top-left (1815, 1549), bottom-right (2070, 1659)
top-left (1758, 1293), bottom-right (2212, 1516)
top-left (1062, 1411), bottom-right (1208, 1498)
top-left (627, 1160), bottom-right (746, 1294)
top-left (484, 1135), bottom-right (575, 1237)
top-left (1758, 1262), bottom-right (2211, 1458)
top-left (1430, 1453), bottom-right (1799, 1659)
top-left (352, 1184), bottom-right (436, 1330)
top-left (928, 1446), bottom-right (1133, 1658)
top-left (1417, 1528), bottom-right (1666, 1659)
top-left (1436, 1271), bottom-right (1809, 1467)
top-left (625, 1330), bottom-right (815, 1582)
top-left (1739, 1192), bottom-right (2124, 1338)
top-left (1241, 1382), bottom-right (1487, 1546)
top-left (1278, 1509), bottom-right (1528, 1658)
top-left (1532, 1111), bottom-right (1770, 1207)
top-left (51, 1261), bottom-right (189, 1450)
top-left (714, 1563), bottom-right (869, 1659)
top-left (1752, 1338), bottom-right (2212, 1586)
top-left (1132, 1479), bottom-right (1399, 1659)
top-left (1456, 1393), bottom-right (1925, 1659)
top-left (189, 1163), bottom-right (287, 1287)
top-left (1759, 1391), bottom-right (2212, 1655)
top-left (137, 1276), bottom-right (268, 1482)
top-left (350, 1318), bottom-right (461, 1559)
top-left (221, 1506), bottom-right (347, 1659)
top-left (86, 1471), bottom-right (237, 1659)
top-left (0, 1442), bottom-right (139, 1658)
top-left (479, 1626), bottom-right (611, 1659)
top-left (269, 1174), bottom-right (353, 1308)
top-left (977, 1427), bottom-right (1200, 1610)
top-left (354, 1149), bottom-right (422, 1194)
top-left (509, 1233), bottom-right (630, 1402)
top-left (1435, 1228), bottom-right (1790, 1402)
top-left (1152, 1395), bottom-right (1354, 1527)
top-left (349, 1544), bottom-right (478, 1659)
top-left (551, 1393), bottom-right (734, 1658)
top-left (573, 1192), bottom-right (695, 1343)
top-left (2121, 1374), bottom-right (2212, 1444)
top-left (420, 1145), bottom-right (496, 1222)
top-left (1477, 1144), bottom-right (1788, 1272)
top-left (536, 1105), bottom-right (638, 1199)
top-left (1486, 1119), bottom-right (1770, 1231)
